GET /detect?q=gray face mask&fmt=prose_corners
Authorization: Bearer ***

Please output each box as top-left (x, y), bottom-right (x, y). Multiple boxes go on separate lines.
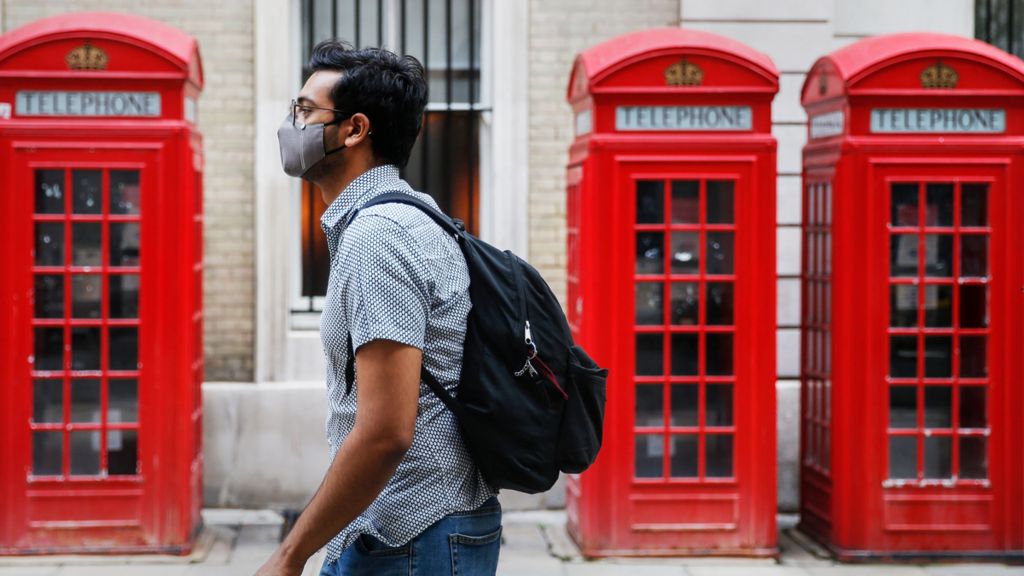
top-left (276, 113), bottom-right (345, 178)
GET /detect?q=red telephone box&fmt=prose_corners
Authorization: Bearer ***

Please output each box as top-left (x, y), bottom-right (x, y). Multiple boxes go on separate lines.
top-left (565, 28), bottom-right (778, 556)
top-left (799, 33), bottom-right (1024, 560)
top-left (0, 13), bottom-right (204, 554)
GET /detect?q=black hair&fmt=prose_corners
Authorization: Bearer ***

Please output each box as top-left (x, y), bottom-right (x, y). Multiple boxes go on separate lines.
top-left (308, 40), bottom-right (428, 169)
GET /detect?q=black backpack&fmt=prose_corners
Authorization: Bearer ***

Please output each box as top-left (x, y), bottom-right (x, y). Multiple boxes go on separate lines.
top-left (345, 191), bottom-right (608, 494)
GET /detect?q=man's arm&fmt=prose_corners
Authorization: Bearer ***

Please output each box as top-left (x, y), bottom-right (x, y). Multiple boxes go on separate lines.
top-left (255, 339), bottom-right (422, 575)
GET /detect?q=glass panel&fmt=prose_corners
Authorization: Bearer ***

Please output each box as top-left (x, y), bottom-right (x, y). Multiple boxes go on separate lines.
top-left (890, 183), bottom-right (918, 226)
top-left (109, 274), bottom-right (140, 319)
top-left (924, 285), bottom-right (953, 327)
top-left (108, 430), bottom-right (138, 475)
top-left (924, 386), bottom-right (952, 428)
top-left (924, 234), bottom-right (953, 277)
top-left (34, 275), bottom-right (64, 318)
top-left (669, 282), bottom-right (699, 325)
top-left (109, 327), bottom-right (139, 371)
top-left (891, 234), bottom-right (919, 277)
top-left (924, 336), bottom-right (952, 378)
top-left (890, 285), bottom-right (917, 327)
top-left (109, 379), bottom-right (139, 423)
top-left (109, 170), bottom-right (141, 215)
top-left (706, 434), bottom-right (734, 477)
top-left (706, 181), bottom-right (734, 224)
top-left (890, 335), bottom-right (917, 378)
top-left (960, 285), bottom-right (988, 328)
top-left (71, 275), bottom-right (102, 318)
top-left (35, 169), bottom-right (65, 214)
top-left (70, 379), bottom-right (101, 423)
top-left (636, 180), bottom-right (663, 224)
top-left (705, 333), bottom-right (733, 376)
top-left (670, 333), bottom-right (698, 376)
top-left (889, 436), bottom-right (917, 479)
top-left (110, 222), bottom-right (141, 267)
top-left (925, 183), bottom-right (953, 226)
top-left (670, 232), bottom-right (700, 274)
top-left (706, 384), bottom-right (733, 426)
top-left (636, 333), bottom-right (663, 376)
top-left (72, 169), bottom-right (102, 214)
top-left (706, 283), bottom-right (734, 325)
top-left (960, 387), bottom-right (986, 429)
top-left (635, 384), bottom-right (663, 427)
top-left (923, 436), bottom-right (952, 479)
top-left (961, 236), bottom-right (988, 278)
top-left (34, 327), bottom-right (64, 371)
top-left (33, 379), bottom-right (63, 423)
top-left (32, 431), bottom-right (63, 476)
top-left (635, 283), bottom-right (663, 325)
top-left (72, 223), bottom-right (102, 267)
top-left (670, 180), bottom-right (699, 224)
top-left (670, 384), bottom-right (699, 427)
top-left (960, 436), bottom-right (987, 479)
top-left (634, 435), bottom-right (663, 478)
top-left (960, 336), bottom-right (987, 378)
top-left (35, 222), bottom-right (65, 266)
top-left (889, 386), bottom-right (917, 429)
top-left (706, 232), bottom-right (734, 275)
top-left (70, 431), bottom-right (101, 475)
top-left (961, 183), bottom-right (987, 227)
top-left (670, 435), bottom-right (698, 477)
top-left (71, 327), bottom-right (101, 371)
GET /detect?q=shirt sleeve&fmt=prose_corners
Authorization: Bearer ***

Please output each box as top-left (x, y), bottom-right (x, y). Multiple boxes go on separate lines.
top-left (343, 213), bottom-right (431, 353)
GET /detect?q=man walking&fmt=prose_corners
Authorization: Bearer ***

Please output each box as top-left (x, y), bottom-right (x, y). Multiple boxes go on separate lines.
top-left (256, 40), bottom-right (499, 576)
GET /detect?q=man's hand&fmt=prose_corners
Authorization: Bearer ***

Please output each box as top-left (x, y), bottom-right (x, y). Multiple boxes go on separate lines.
top-left (254, 548), bottom-right (306, 576)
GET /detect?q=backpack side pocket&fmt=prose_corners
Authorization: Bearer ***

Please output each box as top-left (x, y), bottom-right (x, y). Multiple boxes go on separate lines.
top-left (556, 345), bottom-right (608, 474)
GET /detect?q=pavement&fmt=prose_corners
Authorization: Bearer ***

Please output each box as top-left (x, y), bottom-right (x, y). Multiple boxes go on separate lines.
top-left (0, 511), bottom-right (1020, 576)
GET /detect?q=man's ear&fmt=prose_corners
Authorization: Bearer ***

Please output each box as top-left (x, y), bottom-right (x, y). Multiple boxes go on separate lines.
top-left (345, 113), bottom-right (372, 147)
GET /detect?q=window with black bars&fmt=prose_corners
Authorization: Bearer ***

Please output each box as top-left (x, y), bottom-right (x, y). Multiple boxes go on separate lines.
top-left (976, 0), bottom-right (1024, 59)
top-left (295, 0), bottom-right (484, 313)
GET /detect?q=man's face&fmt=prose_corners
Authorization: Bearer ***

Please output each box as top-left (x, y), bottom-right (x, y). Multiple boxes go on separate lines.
top-left (295, 70), bottom-right (345, 181)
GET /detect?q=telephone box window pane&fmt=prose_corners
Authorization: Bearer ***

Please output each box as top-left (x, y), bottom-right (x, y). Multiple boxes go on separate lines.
top-left (670, 180), bottom-right (699, 224)
top-left (33, 379), bottom-right (63, 423)
top-left (960, 437), bottom-right (987, 479)
top-left (72, 170), bottom-right (102, 215)
top-left (923, 436), bottom-right (952, 479)
top-left (34, 275), bottom-right (64, 318)
top-left (72, 275), bottom-right (102, 319)
top-left (706, 434), bottom-right (734, 477)
top-left (671, 384), bottom-right (699, 427)
top-left (706, 232), bottom-right (734, 275)
top-left (924, 386), bottom-right (952, 428)
top-left (706, 181), bottom-right (735, 224)
top-left (72, 223), bottom-right (102, 267)
top-left (109, 379), bottom-right (139, 423)
top-left (889, 386), bottom-right (917, 429)
top-left (32, 431), bottom-right (63, 476)
top-left (109, 170), bottom-right (141, 215)
top-left (635, 283), bottom-right (663, 325)
top-left (960, 285), bottom-right (988, 328)
top-left (706, 384), bottom-right (733, 427)
top-left (925, 183), bottom-right (953, 227)
top-left (108, 430), bottom-right (138, 476)
top-left (889, 436), bottom-right (917, 479)
top-left (890, 183), bottom-right (918, 226)
top-left (960, 336), bottom-right (987, 378)
top-left (671, 232), bottom-right (700, 274)
top-left (110, 223), bottom-right (141, 267)
top-left (890, 336), bottom-right (917, 378)
top-left (705, 333), bottom-right (733, 376)
top-left (35, 222), bottom-right (65, 266)
top-left (924, 235), bottom-right (953, 277)
top-left (110, 327), bottom-right (139, 371)
top-left (70, 431), bottom-right (101, 476)
top-left (960, 387), bottom-right (987, 429)
top-left (635, 334), bottom-right (664, 376)
top-left (961, 184), bottom-right (988, 227)
top-left (923, 285), bottom-right (952, 327)
top-left (924, 336), bottom-right (952, 378)
top-left (960, 236), bottom-right (988, 278)
top-left (71, 327), bottom-right (100, 371)
top-left (34, 327), bottom-right (64, 371)
top-left (891, 234), bottom-right (919, 277)
top-left (670, 435), bottom-right (698, 478)
top-left (35, 169), bottom-right (65, 214)
top-left (636, 232), bottom-right (664, 275)
top-left (635, 384), bottom-right (664, 427)
top-left (635, 435), bottom-right (663, 478)
top-left (636, 181), bottom-right (664, 224)
top-left (890, 285), bottom-right (917, 327)
top-left (670, 282), bottom-right (699, 325)
top-left (70, 379), bottom-right (101, 423)
top-left (110, 274), bottom-right (140, 319)
top-left (706, 283), bottom-right (734, 325)
top-left (670, 333), bottom-right (698, 376)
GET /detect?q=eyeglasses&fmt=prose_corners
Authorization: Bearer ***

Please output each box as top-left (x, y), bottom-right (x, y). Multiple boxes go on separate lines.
top-left (291, 99), bottom-right (346, 127)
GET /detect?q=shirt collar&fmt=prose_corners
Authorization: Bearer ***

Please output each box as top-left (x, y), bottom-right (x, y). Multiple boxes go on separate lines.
top-left (320, 164), bottom-right (401, 234)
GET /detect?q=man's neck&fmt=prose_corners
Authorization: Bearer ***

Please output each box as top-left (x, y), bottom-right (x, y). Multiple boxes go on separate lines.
top-left (317, 160), bottom-right (382, 207)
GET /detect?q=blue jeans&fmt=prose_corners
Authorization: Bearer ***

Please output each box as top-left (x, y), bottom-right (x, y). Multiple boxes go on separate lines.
top-left (319, 496), bottom-right (502, 575)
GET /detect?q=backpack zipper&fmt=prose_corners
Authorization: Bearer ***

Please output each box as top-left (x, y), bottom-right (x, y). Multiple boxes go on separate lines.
top-left (509, 254), bottom-right (539, 379)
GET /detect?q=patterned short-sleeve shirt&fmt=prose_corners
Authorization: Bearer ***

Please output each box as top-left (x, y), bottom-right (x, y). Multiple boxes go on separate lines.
top-left (318, 165), bottom-right (495, 562)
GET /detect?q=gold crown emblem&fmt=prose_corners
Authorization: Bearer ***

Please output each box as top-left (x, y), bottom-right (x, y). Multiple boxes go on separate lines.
top-left (920, 60), bottom-right (958, 89)
top-left (66, 42), bottom-right (108, 70)
top-left (665, 58), bottom-right (703, 87)
top-left (818, 72), bottom-right (829, 95)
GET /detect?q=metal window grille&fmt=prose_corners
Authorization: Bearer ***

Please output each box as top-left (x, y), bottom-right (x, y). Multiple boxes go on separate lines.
top-left (294, 0), bottom-right (484, 313)
top-left (976, 0), bottom-right (1024, 59)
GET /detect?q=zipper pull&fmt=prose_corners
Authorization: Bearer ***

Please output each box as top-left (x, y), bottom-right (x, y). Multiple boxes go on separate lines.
top-left (514, 320), bottom-right (539, 378)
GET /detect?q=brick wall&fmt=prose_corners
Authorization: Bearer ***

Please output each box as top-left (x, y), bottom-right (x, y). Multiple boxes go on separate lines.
top-left (3, 1), bottom-right (256, 381)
